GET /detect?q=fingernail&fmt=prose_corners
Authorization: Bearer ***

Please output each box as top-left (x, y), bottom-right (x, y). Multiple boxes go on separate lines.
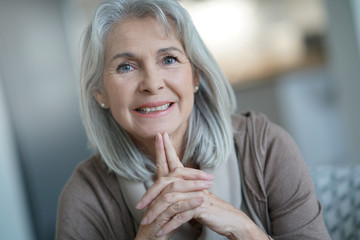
top-left (203, 180), bottom-right (212, 187)
top-left (141, 216), bottom-right (148, 225)
top-left (135, 201), bottom-right (143, 209)
top-left (155, 133), bottom-right (161, 143)
top-left (204, 173), bottom-right (214, 180)
top-left (196, 197), bottom-right (204, 203)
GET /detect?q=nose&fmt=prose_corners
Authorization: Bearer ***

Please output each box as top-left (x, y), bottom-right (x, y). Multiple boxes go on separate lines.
top-left (138, 64), bottom-right (165, 94)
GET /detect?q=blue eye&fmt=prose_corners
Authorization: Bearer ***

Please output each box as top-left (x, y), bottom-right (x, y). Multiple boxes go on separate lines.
top-left (163, 56), bottom-right (177, 65)
top-left (117, 64), bottom-right (133, 73)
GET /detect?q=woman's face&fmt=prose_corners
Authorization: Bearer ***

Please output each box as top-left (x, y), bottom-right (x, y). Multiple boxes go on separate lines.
top-left (96, 17), bottom-right (197, 149)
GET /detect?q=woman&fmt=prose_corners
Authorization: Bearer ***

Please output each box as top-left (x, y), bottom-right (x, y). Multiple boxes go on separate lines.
top-left (56, 0), bottom-right (331, 239)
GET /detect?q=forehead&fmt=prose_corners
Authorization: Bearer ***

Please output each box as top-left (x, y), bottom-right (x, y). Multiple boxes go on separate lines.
top-left (104, 17), bottom-right (182, 53)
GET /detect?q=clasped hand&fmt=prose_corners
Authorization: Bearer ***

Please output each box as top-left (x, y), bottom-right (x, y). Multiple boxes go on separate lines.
top-left (134, 132), bottom-right (268, 240)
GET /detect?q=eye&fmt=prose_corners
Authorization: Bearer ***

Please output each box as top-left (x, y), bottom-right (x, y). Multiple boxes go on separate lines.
top-left (163, 55), bottom-right (178, 65)
top-left (116, 63), bottom-right (134, 73)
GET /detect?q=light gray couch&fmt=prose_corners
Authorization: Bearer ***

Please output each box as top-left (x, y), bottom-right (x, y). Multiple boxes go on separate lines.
top-left (311, 165), bottom-right (360, 240)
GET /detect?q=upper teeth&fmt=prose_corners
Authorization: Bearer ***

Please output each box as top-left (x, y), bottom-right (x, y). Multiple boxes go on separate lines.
top-left (138, 103), bottom-right (171, 113)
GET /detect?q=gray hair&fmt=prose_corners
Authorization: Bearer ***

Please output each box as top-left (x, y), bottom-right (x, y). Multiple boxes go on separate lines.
top-left (80, 0), bottom-right (237, 181)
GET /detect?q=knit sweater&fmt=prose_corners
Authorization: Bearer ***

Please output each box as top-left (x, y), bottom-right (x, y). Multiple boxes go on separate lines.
top-left (56, 112), bottom-right (331, 239)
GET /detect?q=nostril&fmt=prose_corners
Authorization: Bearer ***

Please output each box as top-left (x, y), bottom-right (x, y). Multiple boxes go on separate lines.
top-left (139, 80), bottom-right (165, 94)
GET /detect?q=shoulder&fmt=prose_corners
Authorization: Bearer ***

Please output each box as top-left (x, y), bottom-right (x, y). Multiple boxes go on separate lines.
top-left (56, 155), bottom-right (135, 240)
top-left (233, 112), bottom-right (330, 238)
top-left (232, 111), bottom-right (286, 141)
top-left (58, 156), bottom-right (100, 204)
top-left (232, 111), bottom-right (289, 168)
top-left (232, 111), bottom-right (307, 189)
top-left (58, 155), bottom-right (113, 206)
top-left (231, 111), bottom-right (295, 204)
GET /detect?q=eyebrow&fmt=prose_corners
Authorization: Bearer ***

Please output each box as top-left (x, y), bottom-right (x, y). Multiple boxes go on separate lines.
top-left (110, 52), bottom-right (135, 62)
top-left (110, 46), bottom-right (185, 62)
top-left (157, 47), bottom-right (184, 55)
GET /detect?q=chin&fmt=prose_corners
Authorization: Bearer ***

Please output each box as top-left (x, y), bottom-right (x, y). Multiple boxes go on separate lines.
top-left (133, 126), bottom-right (168, 138)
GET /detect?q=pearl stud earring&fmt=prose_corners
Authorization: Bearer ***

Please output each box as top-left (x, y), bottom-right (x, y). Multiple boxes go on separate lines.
top-left (194, 86), bottom-right (199, 92)
top-left (100, 103), bottom-right (105, 108)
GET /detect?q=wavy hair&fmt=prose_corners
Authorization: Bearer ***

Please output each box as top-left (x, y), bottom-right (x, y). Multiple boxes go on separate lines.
top-left (80, 0), bottom-right (237, 181)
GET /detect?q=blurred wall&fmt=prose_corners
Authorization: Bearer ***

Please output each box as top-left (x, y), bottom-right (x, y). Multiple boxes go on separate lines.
top-left (0, 77), bottom-right (34, 240)
top-left (234, 65), bottom-right (346, 167)
top-left (235, 0), bottom-right (360, 167)
top-left (325, 0), bottom-right (360, 164)
top-left (0, 0), bottom-right (92, 239)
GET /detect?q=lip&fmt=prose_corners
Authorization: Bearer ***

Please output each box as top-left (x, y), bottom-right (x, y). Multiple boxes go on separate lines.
top-left (134, 101), bottom-right (172, 109)
top-left (132, 101), bottom-right (175, 118)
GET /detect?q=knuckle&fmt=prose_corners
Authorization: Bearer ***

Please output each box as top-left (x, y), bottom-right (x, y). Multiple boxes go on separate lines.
top-left (154, 217), bottom-right (166, 227)
top-left (173, 213), bottom-right (184, 223)
top-left (161, 193), bottom-right (174, 204)
top-left (156, 214), bottom-right (171, 224)
top-left (171, 201), bottom-right (181, 212)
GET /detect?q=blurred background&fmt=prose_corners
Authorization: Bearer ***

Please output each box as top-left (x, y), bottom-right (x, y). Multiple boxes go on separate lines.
top-left (0, 0), bottom-right (359, 239)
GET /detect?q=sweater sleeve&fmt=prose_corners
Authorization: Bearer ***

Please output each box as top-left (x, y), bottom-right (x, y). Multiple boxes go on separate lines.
top-left (252, 113), bottom-right (331, 239)
top-left (55, 157), bottom-right (136, 240)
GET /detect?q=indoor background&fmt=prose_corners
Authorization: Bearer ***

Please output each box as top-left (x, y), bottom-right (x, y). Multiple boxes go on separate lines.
top-left (0, 0), bottom-right (359, 239)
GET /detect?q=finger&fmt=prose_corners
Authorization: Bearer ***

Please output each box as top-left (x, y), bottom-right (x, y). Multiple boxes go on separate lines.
top-left (142, 182), bottom-right (211, 224)
top-left (163, 132), bottom-right (183, 170)
top-left (136, 169), bottom-right (213, 210)
top-left (156, 199), bottom-right (202, 237)
top-left (136, 176), bottom-right (176, 209)
top-left (155, 133), bottom-right (169, 177)
top-left (168, 167), bottom-right (214, 181)
top-left (143, 196), bottom-right (203, 227)
top-left (137, 177), bottom-right (211, 210)
top-left (165, 197), bottom-right (204, 218)
top-left (162, 179), bottom-right (212, 196)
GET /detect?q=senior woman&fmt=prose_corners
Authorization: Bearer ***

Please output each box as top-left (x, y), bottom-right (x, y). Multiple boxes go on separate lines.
top-left (56, 0), bottom-right (331, 239)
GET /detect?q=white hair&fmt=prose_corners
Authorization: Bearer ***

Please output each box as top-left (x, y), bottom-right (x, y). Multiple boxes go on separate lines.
top-left (79, 0), bottom-right (237, 181)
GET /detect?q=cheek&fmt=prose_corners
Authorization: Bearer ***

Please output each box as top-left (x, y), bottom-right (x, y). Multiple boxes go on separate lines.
top-left (105, 89), bottom-right (131, 115)
top-left (105, 80), bottom-right (135, 102)
top-left (179, 69), bottom-right (196, 90)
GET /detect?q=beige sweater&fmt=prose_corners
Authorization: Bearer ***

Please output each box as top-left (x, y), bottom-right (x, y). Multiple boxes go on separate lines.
top-left (56, 112), bottom-right (331, 239)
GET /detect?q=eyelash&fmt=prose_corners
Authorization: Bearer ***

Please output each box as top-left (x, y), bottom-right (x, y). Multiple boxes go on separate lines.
top-left (116, 55), bottom-right (179, 73)
top-left (163, 55), bottom-right (179, 65)
top-left (116, 63), bottom-right (134, 73)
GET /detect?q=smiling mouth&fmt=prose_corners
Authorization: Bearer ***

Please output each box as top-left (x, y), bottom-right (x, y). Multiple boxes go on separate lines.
top-left (135, 103), bottom-right (173, 114)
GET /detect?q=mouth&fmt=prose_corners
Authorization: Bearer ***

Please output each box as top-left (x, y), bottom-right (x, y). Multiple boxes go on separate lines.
top-left (135, 103), bottom-right (173, 114)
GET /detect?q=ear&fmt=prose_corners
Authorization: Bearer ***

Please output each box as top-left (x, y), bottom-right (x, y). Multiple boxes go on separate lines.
top-left (93, 89), bottom-right (108, 108)
top-left (192, 68), bottom-right (200, 93)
